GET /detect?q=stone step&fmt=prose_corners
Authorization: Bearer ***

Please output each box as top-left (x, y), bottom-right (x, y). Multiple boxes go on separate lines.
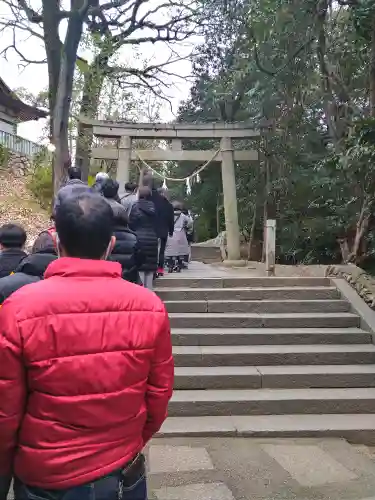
top-left (173, 344), bottom-right (375, 366)
top-left (168, 388), bottom-right (375, 416)
top-left (174, 365), bottom-right (375, 389)
top-left (156, 277), bottom-right (331, 289)
top-left (156, 286), bottom-right (340, 301)
top-left (169, 312), bottom-right (360, 329)
top-left (165, 299), bottom-right (350, 314)
top-left (171, 328), bottom-right (371, 345)
top-left (158, 414), bottom-right (375, 443)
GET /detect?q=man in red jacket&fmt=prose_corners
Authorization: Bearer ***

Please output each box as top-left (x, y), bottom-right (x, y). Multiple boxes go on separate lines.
top-left (0, 193), bottom-right (174, 500)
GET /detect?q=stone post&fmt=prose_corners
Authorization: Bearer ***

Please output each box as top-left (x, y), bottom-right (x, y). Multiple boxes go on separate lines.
top-left (117, 136), bottom-right (131, 196)
top-left (265, 219), bottom-right (276, 276)
top-left (171, 139), bottom-right (182, 150)
top-left (220, 136), bottom-right (243, 265)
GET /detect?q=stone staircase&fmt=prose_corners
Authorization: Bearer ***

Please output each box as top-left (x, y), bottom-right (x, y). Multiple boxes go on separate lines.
top-left (155, 276), bottom-right (375, 443)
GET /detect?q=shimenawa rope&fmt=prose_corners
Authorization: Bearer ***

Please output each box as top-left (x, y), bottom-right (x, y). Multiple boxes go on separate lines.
top-left (134, 149), bottom-right (221, 182)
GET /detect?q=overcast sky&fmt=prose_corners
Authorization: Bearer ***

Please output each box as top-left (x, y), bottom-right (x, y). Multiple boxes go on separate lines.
top-left (0, 2), bottom-right (197, 143)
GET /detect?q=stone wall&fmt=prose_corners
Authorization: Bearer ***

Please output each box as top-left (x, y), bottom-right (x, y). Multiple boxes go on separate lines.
top-left (326, 264), bottom-right (375, 309)
top-left (7, 151), bottom-right (30, 176)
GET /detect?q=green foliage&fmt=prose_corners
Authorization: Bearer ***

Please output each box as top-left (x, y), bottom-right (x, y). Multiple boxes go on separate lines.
top-left (27, 152), bottom-right (53, 211)
top-left (174, 0), bottom-right (375, 264)
top-left (351, 0), bottom-right (375, 41)
top-left (0, 144), bottom-right (10, 167)
top-left (313, 117), bottom-right (375, 237)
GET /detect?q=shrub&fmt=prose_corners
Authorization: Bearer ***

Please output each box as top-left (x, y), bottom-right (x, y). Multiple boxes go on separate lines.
top-left (27, 161), bottom-right (53, 211)
top-left (0, 144), bottom-right (10, 167)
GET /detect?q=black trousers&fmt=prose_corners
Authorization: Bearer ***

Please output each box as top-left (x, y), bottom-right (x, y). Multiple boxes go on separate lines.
top-left (158, 237), bottom-right (167, 268)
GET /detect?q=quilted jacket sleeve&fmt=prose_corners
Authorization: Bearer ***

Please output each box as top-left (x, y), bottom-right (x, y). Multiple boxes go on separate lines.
top-left (0, 301), bottom-right (26, 478)
top-left (143, 308), bottom-right (174, 444)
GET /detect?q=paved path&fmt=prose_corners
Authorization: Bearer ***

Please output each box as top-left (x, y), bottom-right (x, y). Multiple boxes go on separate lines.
top-left (164, 261), bottom-right (263, 278)
top-left (164, 261), bottom-right (328, 278)
top-left (145, 437), bottom-right (375, 500)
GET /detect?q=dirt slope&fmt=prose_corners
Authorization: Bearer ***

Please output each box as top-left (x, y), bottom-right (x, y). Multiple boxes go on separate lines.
top-left (0, 171), bottom-right (50, 248)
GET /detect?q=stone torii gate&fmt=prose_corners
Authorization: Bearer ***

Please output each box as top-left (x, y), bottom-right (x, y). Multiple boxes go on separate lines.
top-left (79, 118), bottom-right (260, 264)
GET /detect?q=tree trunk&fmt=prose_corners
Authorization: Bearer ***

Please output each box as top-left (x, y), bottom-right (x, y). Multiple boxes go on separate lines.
top-left (75, 53), bottom-right (109, 180)
top-left (350, 201), bottom-right (371, 263)
top-left (52, 11), bottom-right (87, 193)
top-left (370, 12), bottom-right (375, 116)
top-left (42, 0), bottom-right (61, 139)
top-left (338, 238), bottom-right (351, 263)
top-left (316, 0), bottom-right (339, 145)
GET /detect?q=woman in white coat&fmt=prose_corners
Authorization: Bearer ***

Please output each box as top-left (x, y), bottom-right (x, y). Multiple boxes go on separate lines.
top-left (165, 201), bottom-right (193, 272)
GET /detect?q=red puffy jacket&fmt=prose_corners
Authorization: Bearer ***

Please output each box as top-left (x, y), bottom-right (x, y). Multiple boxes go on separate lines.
top-left (0, 258), bottom-right (174, 489)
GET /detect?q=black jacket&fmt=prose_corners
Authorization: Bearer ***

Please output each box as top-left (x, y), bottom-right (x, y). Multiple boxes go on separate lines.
top-left (0, 248), bottom-right (27, 278)
top-left (129, 199), bottom-right (158, 272)
top-left (54, 179), bottom-right (90, 211)
top-left (105, 196), bottom-right (143, 283)
top-left (150, 190), bottom-right (174, 239)
top-left (0, 251), bottom-right (57, 304)
top-left (105, 197), bottom-right (128, 226)
top-left (109, 225), bottom-right (144, 284)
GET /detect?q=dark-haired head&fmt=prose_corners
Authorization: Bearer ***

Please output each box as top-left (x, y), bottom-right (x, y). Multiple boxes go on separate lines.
top-left (172, 200), bottom-right (184, 211)
top-left (101, 178), bottom-right (119, 199)
top-left (0, 223), bottom-right (27, 249)
top-left (152, 177), bottom-right (163, 190)
top-left (138, 186), bottom-right (152, 200)
top-left (55, 193), bottom-right (115, 259)
top-left (157, 186), bottom-right (169, 199)
top-left (125, 182), bottom-right (137, 193)
top-left (68, 166), bottom-right (82, 180)
top-left (142, 172), bottom-right (155, 189)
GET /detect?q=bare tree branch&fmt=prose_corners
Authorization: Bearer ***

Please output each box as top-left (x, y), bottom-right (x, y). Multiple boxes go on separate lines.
top-left (0, 26), bottom-right (46, 65)
top-left (17, 0), bottom-right (43, 23)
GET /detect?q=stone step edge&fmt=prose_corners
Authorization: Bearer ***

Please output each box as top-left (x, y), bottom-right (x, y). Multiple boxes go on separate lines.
top-left (171, 327), bottom-right (367, 334)
top-left (157, 277), bottom-right (330, 283)
top-left (156, 286), bottom-right (338, 292)
top-left (164, 299), bottom-right (346, 304)
top-left (157, 414), bottom-right (375, 443)
top-left (174, 365), bottom-right (375, 376)
top-left (172, 343), bottom-right (375, 354)
top-left (169, 312), bottom-right (358, 318)
top-left (171, 387), bottom-right (375, 401)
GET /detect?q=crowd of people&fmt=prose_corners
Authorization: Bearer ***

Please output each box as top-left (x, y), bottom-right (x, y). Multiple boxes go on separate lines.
top-left (0, 166), bottom-right (195, 500)
top-left (0, 167), bottom-right (194, 300)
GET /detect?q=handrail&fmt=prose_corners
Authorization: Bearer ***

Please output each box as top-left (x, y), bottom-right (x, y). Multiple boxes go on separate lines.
top-left (0, 130), bottom-right (44, 157)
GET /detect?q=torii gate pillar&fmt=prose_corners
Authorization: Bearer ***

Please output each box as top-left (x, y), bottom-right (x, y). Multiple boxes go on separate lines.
top-left (220, 137), bottom-right (242, 263)
top-left (117, 136), bottom-right (131, 195)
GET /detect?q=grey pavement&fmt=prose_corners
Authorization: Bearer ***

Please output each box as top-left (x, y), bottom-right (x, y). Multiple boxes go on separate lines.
top-left (161, 261), bottom-right (328, 278)
top-left (145, 437), bottom-right (375, 500)
top-left (164, 261), bottom-right (248, 278)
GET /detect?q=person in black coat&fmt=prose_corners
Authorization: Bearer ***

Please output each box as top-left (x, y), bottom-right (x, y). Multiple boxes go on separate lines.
top-left (101, 178), bottom-right (144, 284)
top-left (0, 249), bottom-right (57, 304)
top-left (149, 183), bottom-right (174, 276)
top-left (0, 224), bottom-right (27, 278)
top-left (129, 186), bottom-right (158, 289)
